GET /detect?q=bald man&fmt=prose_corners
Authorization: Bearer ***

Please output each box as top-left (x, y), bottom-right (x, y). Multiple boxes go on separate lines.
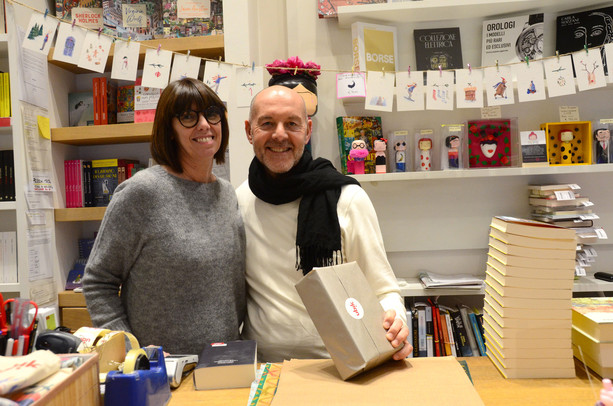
top-left (236, 86), bottom-right (411, 362)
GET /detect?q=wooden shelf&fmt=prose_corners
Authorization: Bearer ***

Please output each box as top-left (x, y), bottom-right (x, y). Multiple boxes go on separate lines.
top-left (55, 207), bottom-right (106, 222)
top-left (351, 163), bottom-right (613, 183)
top-left (337, 0), bottom-right (606, 27)
top-left (48, 34), bottom-right (225, 74)
top-left (51, 122), bottom-right (152, 145)
top-left (0, 201), bottom-right (16, 211)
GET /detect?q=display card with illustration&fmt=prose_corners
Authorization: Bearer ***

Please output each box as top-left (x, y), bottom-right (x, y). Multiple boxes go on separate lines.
top-left (52, 22), bottom-right (88, 65)
top-left (336, 73), bottom-right (366, 99)
top-left (203, 62), bottom-right (233, 102)
top-left (365, 71), bottom-right (394, 112)
top-left (455, 68), bottom-right (484, 109)
top-left (426, 70), bottom-right (454, 111)
top-left (572, 50), bottom-right (607, 92)
top-left (543, 55), bottom-right (576, 98)
top-left (484, 65), bottom-right (515, 106)
top-left (22, 12), bottom-right (59, 56)
top-left (235, 66), bottom-right (264, 107)
top-left (395, 71), bottom-right (425, 111)
top-left (169, 54), bottom-right (202, 83)
top-left (512, 60), bottom-right (546, 103)
top-left (141, 48), bottom-right (173, 89)
top-left (77, 30), bottom-right (113, 73)
top-left (111, 40), bottom-right (140, 81)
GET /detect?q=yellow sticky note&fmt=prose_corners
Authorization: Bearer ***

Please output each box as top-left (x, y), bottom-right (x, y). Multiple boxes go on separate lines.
top-left (38, 116), bottom-right (51, 139)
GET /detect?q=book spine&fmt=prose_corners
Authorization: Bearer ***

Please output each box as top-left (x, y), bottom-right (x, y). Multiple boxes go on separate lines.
top-left (443, 312), bottom-right (457, 357)
top-left (78, 160), bottom-right (84, 208)
top-left (459, 307), bottom-right (479, 356)
top-left (336, 117), bottom-right (348, 175)
top-left (101, 77), bottom-right (108, 125)
top-left (411, 309), bottom-right (419, 357)
top-left (0, 150), bottom-right (5, 202)
top-left (450, 310), bottom-right (473, 356)
top-left (469, 312), bottom-right (486, 356)
top-left (417, 307), bottom-right (427, 357)
top-left (439, 310), bottom-right (452, 356)
top-left (425, 305), bottom-right (434, 357)
top-left (405, 310), bottom-right (413, 358)
top-left (7, 151), bottom-right (13, 201)
top-left (92, 78), bottom-right (101, 125)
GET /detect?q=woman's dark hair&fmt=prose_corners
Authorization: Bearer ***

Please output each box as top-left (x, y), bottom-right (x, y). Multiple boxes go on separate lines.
top-left (150, 78), bottom-right (228, 173)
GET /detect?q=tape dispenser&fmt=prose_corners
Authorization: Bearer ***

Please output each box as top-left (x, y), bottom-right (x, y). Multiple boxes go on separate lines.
top-left (104, 346), bottom-right (171, 406)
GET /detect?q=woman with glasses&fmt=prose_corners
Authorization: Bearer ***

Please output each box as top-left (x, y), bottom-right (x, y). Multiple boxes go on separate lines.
top-left (83, 78), bottom-right (246, 355)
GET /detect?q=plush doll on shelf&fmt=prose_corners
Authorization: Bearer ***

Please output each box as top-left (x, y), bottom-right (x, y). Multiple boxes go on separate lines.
top-left (265, 56), bottom-right (321, 117)
top-left (594, 127), bottom-right (610, 164)
top-left (559, 129), bottom-right (574, 165)
top-left (445, 135), bottom-right (460, 169)
top-left (394, 141), bottom-right (407, 172)
top-left (418, 137), bottom-right (432, 171)
top-left (348, 139), bottom-right (369, 175)
top-left (374, 137), bottom-right (387, 174)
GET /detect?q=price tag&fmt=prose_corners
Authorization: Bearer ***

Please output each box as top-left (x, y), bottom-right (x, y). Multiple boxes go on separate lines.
top-left (568, 184), bottom-right (581, 189)
top-left (595, 228), bottom-right (608, 239)
top-left (554, 190), bottom-right (576, 200)
top-left (559, 106), bottom-right (580, 122)
top-left (575, 266), bottom-right (586, 277)
top-left (582, 200), bottom-right (594, 207)
top-left (481, 106), bottom-right (501, 119)
top-left (584, 247), bottom-right (598, 257)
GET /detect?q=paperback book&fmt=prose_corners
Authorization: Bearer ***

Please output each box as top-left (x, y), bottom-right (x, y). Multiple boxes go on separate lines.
top-left (68, 92), bottom-right (95, 127)
top-left (414, 27), bottom-right (463, 70)
top-left (351, 21), bottom-right (398, 73)
top-left (194, 340), bottom-right (256, 390)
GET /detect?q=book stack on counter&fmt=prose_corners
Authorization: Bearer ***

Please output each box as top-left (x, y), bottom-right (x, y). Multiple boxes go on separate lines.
top-left (529, 184), bottom-right (607, 277)
top-left (571, 297), bottom-right (613, 378)
top-left (484, 216), bottom-right (577, 378)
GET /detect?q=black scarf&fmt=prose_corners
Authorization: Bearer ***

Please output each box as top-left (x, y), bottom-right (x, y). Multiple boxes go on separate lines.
top-left (248, 150), bottom-right (360, 275)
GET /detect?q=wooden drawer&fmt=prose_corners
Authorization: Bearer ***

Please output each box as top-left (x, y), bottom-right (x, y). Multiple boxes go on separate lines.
top-left (58, 291), bottom-right (87, 307)
top-left (61, 308), bottom-right (93, 332)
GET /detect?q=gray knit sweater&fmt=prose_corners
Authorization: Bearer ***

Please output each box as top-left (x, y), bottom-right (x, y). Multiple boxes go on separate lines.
top-left (83, 165), bottom-right (246, 355)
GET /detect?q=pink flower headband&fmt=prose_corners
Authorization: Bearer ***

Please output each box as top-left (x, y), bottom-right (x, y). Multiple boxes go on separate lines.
top-left (265, 56), bottom-right (321, 81)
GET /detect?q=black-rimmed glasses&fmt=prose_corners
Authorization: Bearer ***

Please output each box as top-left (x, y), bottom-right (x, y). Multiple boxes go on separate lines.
top-left (175, 106), bottom-right (223, 128)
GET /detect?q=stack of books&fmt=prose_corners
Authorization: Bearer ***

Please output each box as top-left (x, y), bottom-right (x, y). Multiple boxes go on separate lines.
top-left (484, 216), bottom-right (577, 378)
top-left (528, 183), bottom-right (605, 276)
top-left (571, 297), bottom-right (613, 378)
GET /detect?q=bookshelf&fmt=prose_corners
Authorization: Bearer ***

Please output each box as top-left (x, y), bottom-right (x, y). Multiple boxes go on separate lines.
top-left (51, 122), bottom-right (152, 145)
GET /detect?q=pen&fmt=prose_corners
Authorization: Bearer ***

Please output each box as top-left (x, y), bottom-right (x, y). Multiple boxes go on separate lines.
top-left (17, 335), bottom-right (24, 356)
top-left (5, 338), bottom-right (13, 356)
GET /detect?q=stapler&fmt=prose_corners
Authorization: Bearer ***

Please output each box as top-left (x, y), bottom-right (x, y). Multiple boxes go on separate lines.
top-left (165, 354), bottom-right (198, 389)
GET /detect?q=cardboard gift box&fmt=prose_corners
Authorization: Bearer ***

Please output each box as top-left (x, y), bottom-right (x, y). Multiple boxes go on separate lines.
top-left (295, 261), bottom-right (402, 380)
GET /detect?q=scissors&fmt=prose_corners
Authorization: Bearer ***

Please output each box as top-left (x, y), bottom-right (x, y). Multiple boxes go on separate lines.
top-left (4, 298), bottom-right (38, 355)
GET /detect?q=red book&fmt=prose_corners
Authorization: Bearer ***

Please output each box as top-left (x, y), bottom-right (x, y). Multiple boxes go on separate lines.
top-left (92, 78), bottom-right (101, 125)
top-left (100, 77), bottom-right (108, 124)
top-left (429, 302), bottom-right (440, 357)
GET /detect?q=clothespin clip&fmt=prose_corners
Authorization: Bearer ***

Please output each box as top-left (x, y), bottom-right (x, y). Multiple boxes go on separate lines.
top-left (157, 44), bottom-right (161, 56)
top-left (468, 63), bottom-right (471, 74)
top-left (382, 66), bottom-right (385, 77)
top-left (584, 44), bottom-right (588, 54)
top-left (218, 56), bottom-right (222, 67)
top-left (525, 56), bottom-right (529, 67)
top-left (408, 66), bottom-right (411, 77)
top-left (496, 60), bottom-right (499, 72)
top-left (556, 50), bottom-right (560, 61)
top-left (439, 65), bottom-right (442, 77)
top-left (98, 27), bottom-right (103, 38)
top-left (72, 19), bottom-right (76, 29)
top-left (294, 66), bottom-right (298, 75)
top-left (251, 61), bottom-right (255, 72)
top-left (351, 64), bottom-right (355, 74)
top-left (186, 49), bottom-right (190, 59)
top-left (127, 35), bottom-right (131, 45)
top-left (44, 9), bottom-right (48, 19)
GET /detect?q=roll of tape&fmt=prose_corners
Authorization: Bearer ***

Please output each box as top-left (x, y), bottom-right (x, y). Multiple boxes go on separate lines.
top-left (123, 348), bottom-right (150, 374)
